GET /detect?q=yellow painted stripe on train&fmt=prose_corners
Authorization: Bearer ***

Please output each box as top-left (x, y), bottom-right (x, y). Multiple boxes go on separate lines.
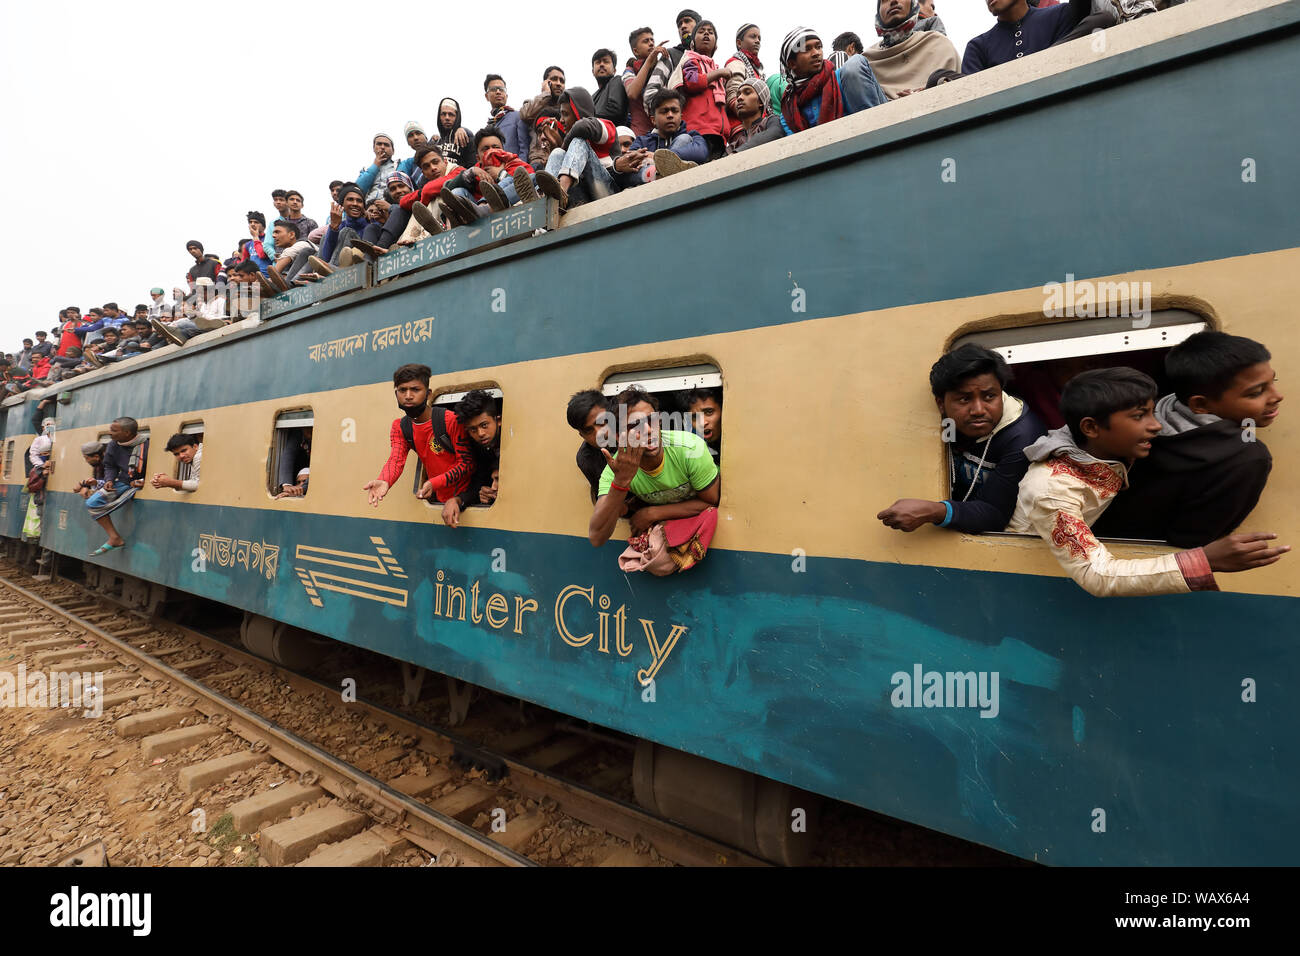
top-left (34, 249), bottom-right (1299, 598)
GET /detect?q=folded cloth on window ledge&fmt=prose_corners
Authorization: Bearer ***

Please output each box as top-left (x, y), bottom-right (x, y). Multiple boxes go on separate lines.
top-left (618, 508), bottom-right (718, 575)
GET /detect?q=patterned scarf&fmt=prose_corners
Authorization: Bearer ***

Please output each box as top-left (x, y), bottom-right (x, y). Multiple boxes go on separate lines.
top-left (781, 60), bottom-right (843, 133)
top-left (730, 47), bottom-right (764, 81)
top-left (732, 23), bottom-right (764, 77)
top-left (876, 0), bottom-right (921, 47)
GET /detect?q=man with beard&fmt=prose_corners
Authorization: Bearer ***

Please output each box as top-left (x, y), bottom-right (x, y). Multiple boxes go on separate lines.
top-left (434, 97), bottom-right (476, 168)
top-left (356, 133), bottom-right (400, 204)
top-left (591, 48), bottom-right (629, 125)
top-left (520, 66), bottom-right (569, 168)
top-left (363, 364), bottom-right (476, 517)
top-left (483, 74), bottom-right (529, 158)
top-left (865, 0), bottom-right (960, 99)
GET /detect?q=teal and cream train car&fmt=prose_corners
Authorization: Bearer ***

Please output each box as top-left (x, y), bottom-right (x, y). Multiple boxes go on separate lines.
top-left (12, 0), bottom-right (1299, 865)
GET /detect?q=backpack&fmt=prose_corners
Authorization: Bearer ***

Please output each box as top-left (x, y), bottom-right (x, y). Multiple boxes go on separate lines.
top-left (399, 411), bottom-right (455, 460)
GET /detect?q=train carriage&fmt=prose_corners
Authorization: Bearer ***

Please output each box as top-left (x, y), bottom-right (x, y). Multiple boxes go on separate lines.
top-left (8, 0), bottom-right (1299, 865)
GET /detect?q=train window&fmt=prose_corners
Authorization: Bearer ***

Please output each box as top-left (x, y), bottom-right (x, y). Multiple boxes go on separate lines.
top-left (2, 440), bottom-right (14, 480)
top-left (601, 362), bottom-right (723, 467)
top-left (952, 309), bottom-right (1208, 438)
top-left (172, 421), bottom-right (204, 485)
top-left (269, 409), bottom-right (313, 499)
top-left (949, 309), bottom-right (1209, 543)
top-left (409, 386), bottom-right (504, 507)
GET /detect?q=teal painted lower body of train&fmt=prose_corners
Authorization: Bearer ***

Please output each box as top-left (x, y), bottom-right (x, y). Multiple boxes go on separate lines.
top-left (40, 491), bottom-right (1297, 866)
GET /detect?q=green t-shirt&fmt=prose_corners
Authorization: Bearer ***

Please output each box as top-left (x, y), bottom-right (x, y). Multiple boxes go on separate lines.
top-left (597, 431), bottom-right (719, 505)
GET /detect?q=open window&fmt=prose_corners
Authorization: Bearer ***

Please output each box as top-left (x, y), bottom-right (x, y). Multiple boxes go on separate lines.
top-left (412, 386), bottom-right (503, 507)
top-left (953, 310), bottom-right (1207, 434)
top-left (951, 309), bottom-right (1209, 542)
top-left (602, 362), bottom-right (723, 467)
top-left (269, 409), bottom-right (312, 498)
top-left (173, 421), bottom-right (204, 486)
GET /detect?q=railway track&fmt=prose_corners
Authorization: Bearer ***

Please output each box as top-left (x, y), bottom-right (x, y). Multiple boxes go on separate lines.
top-left (0, 563), bottom-right (767, 867)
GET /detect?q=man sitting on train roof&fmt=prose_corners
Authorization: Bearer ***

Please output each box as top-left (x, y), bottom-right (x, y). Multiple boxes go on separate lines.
top-left (400, 147), bottom-right (465, 241)
top-left (363, 364), bottom-right (477, 516)
top-left (772, 27), bottom-right (887, 140)
top-left (306, 183), bottom-right (368, 277)
top-left (589, 386), bottom-right (719, 547)
top-left (85, 416), bottom-right (150, 556)
top-left (151, 433), bottom-right (202, 494)
top-left (441, 389), bottom-right (502, 529)
top-left (865, 0), bottom-right (961, 99)
top-left (185, 240), bottom-right (221, 289)
top-left (878, 345), bottom-right (1046, 534)
top-left (1092, 332), bottom-right (1282, 548)
top-left (962, 0), bottom-right (1110, 76)
top-left (618, 90), bottom-right (710, 183)
top-left (437, 126), bottom-right (558, 226)
top-left (1005, 367), bottom-right (1289, 598)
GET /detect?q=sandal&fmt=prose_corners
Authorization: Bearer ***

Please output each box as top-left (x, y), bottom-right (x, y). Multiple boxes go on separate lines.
top-left (90, 542), bottom-right (126, 556)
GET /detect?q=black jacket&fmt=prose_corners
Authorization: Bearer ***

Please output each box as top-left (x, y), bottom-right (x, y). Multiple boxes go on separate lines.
top-left (1092, 420), bottom-right (1272, 547)
top-left (593, 74), bottom-right (629, 126)
top-left (945, 398), bottom-right (1047, 533)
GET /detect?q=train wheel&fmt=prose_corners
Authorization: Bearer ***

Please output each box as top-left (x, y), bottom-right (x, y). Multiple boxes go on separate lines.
top-left (633, 740), bottom-right (820, 866)
top-left (239, 613), bottom-right (327, 669)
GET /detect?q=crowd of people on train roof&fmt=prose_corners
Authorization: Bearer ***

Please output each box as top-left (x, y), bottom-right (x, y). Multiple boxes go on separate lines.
top-left (2, 0), bottom-right (1193, 392)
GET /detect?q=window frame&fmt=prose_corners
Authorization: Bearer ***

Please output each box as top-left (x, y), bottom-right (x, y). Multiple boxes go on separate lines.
top-left (171, 421), bottom-right (204, 485)
top-left (596, 359), bottom-right (724, 503)
top-left (944, 308), bottom-right (1213, 545)
top-left (268, 408), bottom-right (313, 499)
top-left (417, 384), bottom-right (504, 506)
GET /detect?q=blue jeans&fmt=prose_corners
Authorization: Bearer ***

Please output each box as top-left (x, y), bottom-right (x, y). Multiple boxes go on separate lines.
top-left (838, 53), bottom-right (887, 114)
top-left (450, 172), bottom-right (536, 219)
top-left (546, 142), bottom-right (615, 204)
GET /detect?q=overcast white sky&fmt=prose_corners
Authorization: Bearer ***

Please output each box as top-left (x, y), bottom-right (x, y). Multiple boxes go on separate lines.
top-left (0, 0), bottom-right (991, 353)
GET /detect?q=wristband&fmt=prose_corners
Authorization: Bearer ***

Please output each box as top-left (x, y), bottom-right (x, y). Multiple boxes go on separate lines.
top-left (610, 482), bottom-right (631, 493)
top-left (938, 501), bottom-right (953, 528)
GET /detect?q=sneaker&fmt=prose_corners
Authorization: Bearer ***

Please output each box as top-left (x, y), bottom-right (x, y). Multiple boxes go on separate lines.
top-left (533, 171), bottom-right (567, 209)
top-left (337, 247), bottom-right (359, 268)
top-left (349, 237), bottom-right (385, 258)
top-left (410, 201), bottom-right (444, 236)
top-left (156, 322), bottom-right (187, 347)
top-left (512, 168), bottom-right (539, 204)
top-left (308, 255), bottom-right (334, 275)
top-left (653, 149), bottom-right (696, 179)
top-left (479, 178), bottom-right (510, 212)
top-left (192, 315), bottom-right (228, 331)
top-left (438, 190), bottom-right (479, 226)
top-left (266, 269), bottom-right (291, 292)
